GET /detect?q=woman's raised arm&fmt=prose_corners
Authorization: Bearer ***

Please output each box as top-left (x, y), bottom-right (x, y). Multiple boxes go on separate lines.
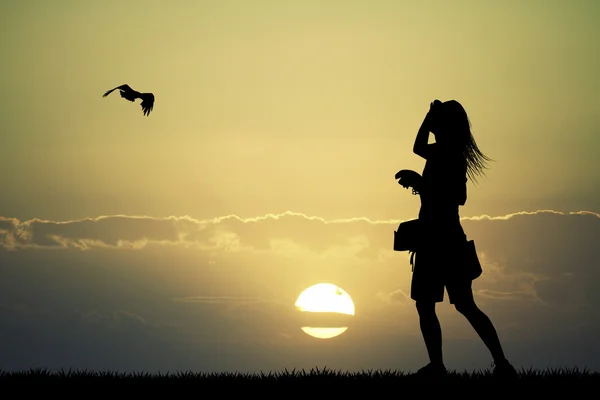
top-left (413, 101), bottom-right (441, 159)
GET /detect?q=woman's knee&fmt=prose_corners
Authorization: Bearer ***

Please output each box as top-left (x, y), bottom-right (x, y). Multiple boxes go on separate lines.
top-left (416, 300), bottom-right (436, 316)
top-left (454, 299), bottom-right (478, 315)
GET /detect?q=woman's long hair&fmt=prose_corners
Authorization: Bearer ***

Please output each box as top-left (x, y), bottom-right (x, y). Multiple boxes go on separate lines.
top-left (439, 100), bottom-right (493, 183)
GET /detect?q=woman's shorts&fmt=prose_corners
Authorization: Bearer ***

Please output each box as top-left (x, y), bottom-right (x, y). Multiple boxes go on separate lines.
top-left (410, 226), bottom-right (472, 304)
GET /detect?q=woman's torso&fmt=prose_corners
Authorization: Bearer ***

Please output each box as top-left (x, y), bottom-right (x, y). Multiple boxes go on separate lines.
top-left (418, 144), bottom-right (466, 241)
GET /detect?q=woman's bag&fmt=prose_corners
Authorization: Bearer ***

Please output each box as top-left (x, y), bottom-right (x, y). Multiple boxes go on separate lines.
top-left (393, 219), bottom-right (422, 252)
top-left (394, 219), bottom-right (483, 280)
top-left (464, 239), bottom-right (482, 280)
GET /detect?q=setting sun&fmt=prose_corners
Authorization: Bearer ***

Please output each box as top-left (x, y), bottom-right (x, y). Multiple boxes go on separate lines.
top-left (295, 283), bottom-right (355, 339)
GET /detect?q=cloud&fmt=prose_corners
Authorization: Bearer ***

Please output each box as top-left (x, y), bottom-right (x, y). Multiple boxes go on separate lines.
top-left (377, 288), bottom-right (410, 304)
top-left (0, 211), bottom-right (399, 252)
top-left (0, 209), bottom-right (599, 372)
top-left (0, 215), bottom-right (181, 249)
top-left (2, 209), bottom-right (599, 308)
top-left (172, 296), bottom-right (264, 304)
top-left (2, 210), bottom-right (599, 308)
top-left (79, 309), bottom-right (149, 329)
top-left (3, 209), bottom-right (597, 251)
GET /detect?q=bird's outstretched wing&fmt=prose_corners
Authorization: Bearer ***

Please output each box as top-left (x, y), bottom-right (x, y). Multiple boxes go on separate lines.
top-left (102, 84), bottom-right (135, 98)
top-left (139, 92), bottom-right (155, 116)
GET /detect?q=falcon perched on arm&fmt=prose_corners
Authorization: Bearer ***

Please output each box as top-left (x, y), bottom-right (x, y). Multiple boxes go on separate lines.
top-left (102, 84), bottom-right (155, 116)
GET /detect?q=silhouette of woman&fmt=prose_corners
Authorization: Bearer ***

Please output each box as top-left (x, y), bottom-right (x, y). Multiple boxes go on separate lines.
top-left (396, 99), bottom-right (517, 379)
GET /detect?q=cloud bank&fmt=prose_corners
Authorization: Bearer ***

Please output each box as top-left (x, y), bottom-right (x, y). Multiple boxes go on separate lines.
top-left (0, 210), bottom-right (598, 373)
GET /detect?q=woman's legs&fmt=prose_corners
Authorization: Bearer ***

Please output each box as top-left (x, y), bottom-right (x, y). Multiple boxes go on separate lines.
top-left (452, 290), bottom-right (506, 362)
top-left (411, 248), bottom-right (446, 373)
top-left (415, 300), bottom-right (444, 366)
top-left (453, 292), bottom-right (518, 378)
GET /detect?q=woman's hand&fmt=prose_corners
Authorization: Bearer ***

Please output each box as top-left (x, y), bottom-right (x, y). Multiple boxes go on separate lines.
top-left (426, 99), bottom-right (443, 130)
top-left (395, 169), bottom-right (422, 194)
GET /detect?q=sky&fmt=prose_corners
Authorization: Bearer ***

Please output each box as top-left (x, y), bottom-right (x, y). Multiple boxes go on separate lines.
top-left (0, 0), bottom-right (599, 374)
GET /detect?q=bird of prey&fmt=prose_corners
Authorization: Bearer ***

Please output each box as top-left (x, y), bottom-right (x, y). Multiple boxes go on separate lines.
top-left (102, 84), bottom-right (155, 116)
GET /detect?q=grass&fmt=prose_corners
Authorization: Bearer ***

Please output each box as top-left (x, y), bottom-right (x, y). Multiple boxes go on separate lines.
top-left (1, 366), bottom-right (598, 386)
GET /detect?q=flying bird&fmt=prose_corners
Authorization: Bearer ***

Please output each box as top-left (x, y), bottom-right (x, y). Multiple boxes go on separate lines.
top-left (102, 84), bottom-right (155, 116)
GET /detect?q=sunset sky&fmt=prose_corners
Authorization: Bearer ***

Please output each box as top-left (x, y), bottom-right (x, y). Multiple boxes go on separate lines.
top-left (1, 0), bottom-right (599, 373)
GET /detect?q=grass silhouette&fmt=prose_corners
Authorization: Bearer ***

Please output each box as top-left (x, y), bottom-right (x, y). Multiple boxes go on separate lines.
top-left (1, 366), bottom-right (598, 386)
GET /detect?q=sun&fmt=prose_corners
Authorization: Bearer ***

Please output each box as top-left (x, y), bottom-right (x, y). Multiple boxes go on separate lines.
top-left (295, 283), bottom-right (355, 339)
top-left (295, 283), bottom-right (355, 315)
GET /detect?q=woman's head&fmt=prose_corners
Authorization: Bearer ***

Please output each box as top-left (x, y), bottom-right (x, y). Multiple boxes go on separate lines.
top-left (431, 100), bottom-right (492, 183)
